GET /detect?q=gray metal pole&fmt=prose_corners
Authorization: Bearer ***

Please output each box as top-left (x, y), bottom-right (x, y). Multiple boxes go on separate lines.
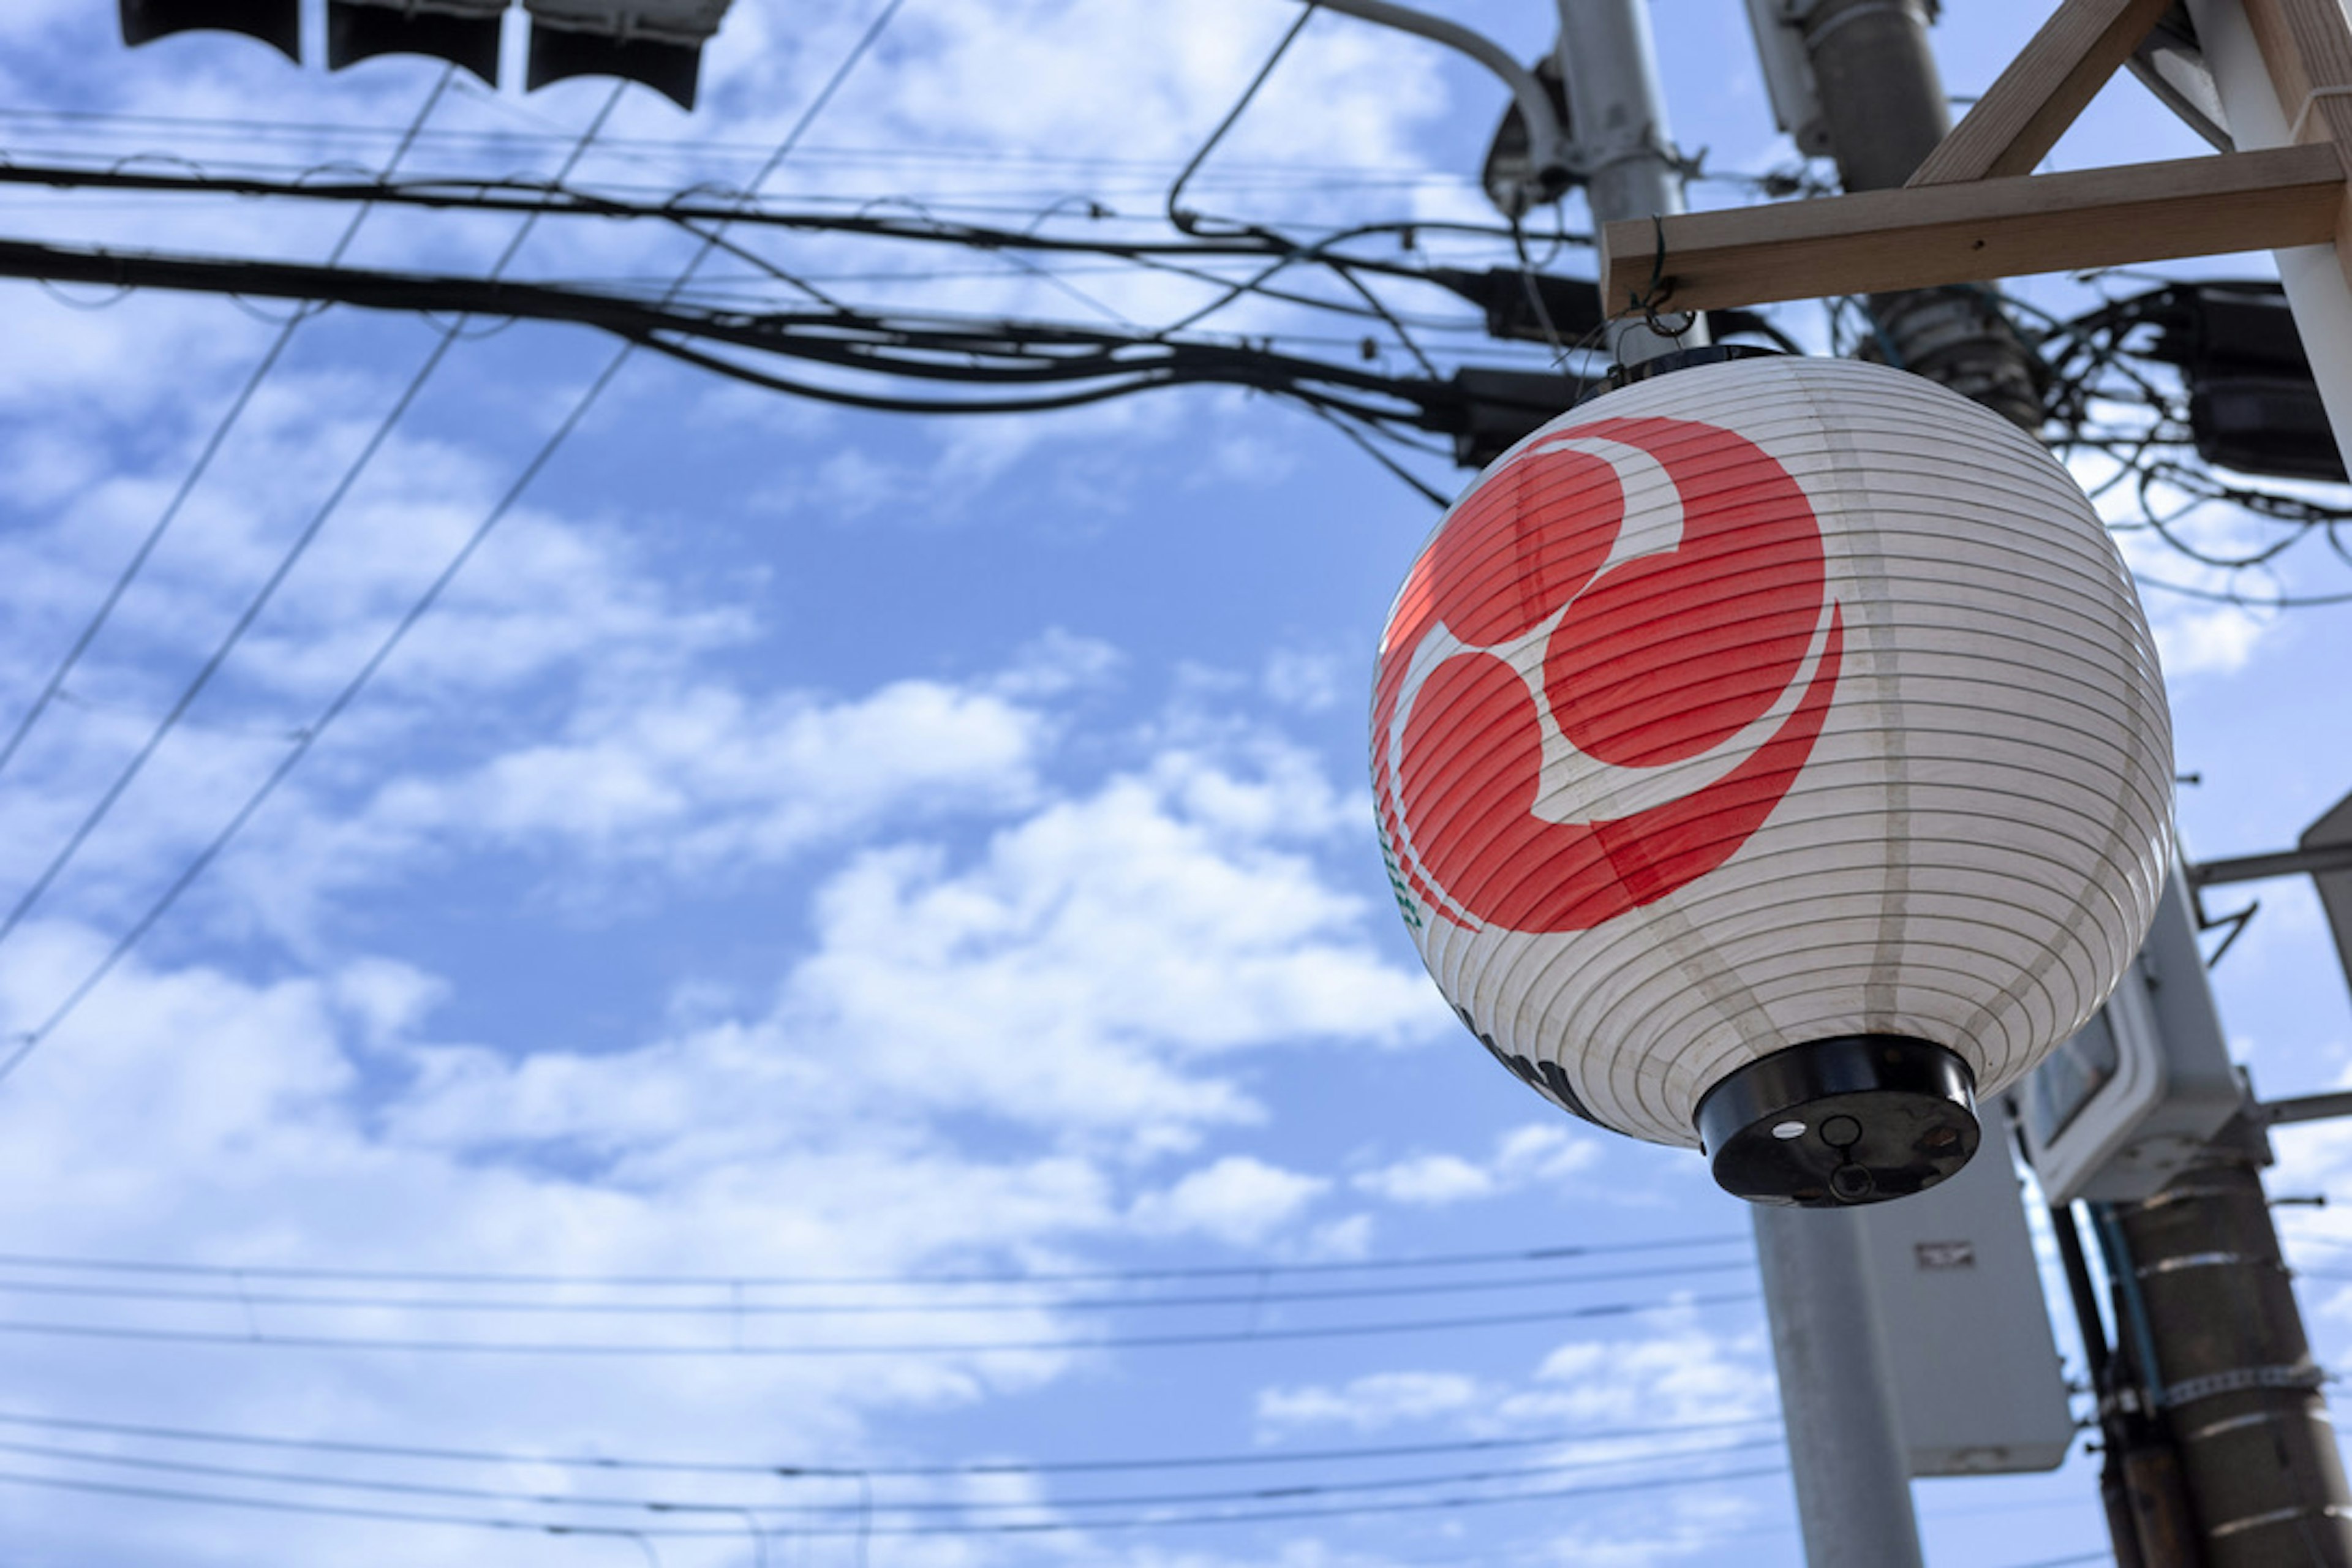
top-left (1727, 4), bottom-right (1963, 1561)
top-left (1553, 0), bottom-right (1708, 363)
top-left (1752, 1205), bottom-right (1928, 1568)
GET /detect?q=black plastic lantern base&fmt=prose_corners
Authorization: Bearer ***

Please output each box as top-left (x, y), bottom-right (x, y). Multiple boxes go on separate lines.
top-left (1694, 1036), bottom-right (1980, 1207)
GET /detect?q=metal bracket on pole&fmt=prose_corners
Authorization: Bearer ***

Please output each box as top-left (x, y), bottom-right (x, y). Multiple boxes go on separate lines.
top-left (2187, 843), bottom-right (2352, 886)
top-left (2252, 1088), bottom-right (2352, 1126)
top-left (1289, 0), bottom-right (1577, 205)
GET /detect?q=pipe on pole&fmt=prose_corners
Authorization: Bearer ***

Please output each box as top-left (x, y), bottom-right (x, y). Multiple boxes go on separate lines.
top-left (1785, 0), bottom-right (2043, 428)
top-left (1297, 0), bottom-right (1575, 200)
top-left (1554, 0), bottom-right (1708, 363)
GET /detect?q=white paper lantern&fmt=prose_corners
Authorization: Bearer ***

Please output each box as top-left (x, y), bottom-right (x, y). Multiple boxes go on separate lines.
top-left (1371, 353), bottom-right (2173, 1205)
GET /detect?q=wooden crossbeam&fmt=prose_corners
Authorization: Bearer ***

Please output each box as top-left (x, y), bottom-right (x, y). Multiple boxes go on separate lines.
top-left (1908, 0), bottom-right (2173, 185)
top-left (1597, 143), bottom-right (2344, 315)
top-left (1593, 0), bottom-right (2352, 322)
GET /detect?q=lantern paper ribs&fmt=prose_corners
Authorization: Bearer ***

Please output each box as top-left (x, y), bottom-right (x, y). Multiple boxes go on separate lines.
top-left (1371, 357), bottom-right (2173, 1197)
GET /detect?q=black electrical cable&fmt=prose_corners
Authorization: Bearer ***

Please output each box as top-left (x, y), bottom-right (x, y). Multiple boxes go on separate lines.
top-left (1166, 5), bottom-right (1317, 236)
top-left (0, 83), bottom-right (629, 992)
top-left (0, 73), bottom-right (455, 786)
top-left (0, 0), bottom-right (911, 1072)
top-left (0, 1456), bottom-right (1792, 1539)
top-left (0, 243), bottom-right (1457, 421)
top-left (0, 105), bottom-right (1495, 186)
top-left (0, 1430), bottom-right (1787, 1518)
top-left (0, 1254), bottom-right (1750, 1316)
top-left (0, 1289), bottom-right (1757, 1355)
top-left (1305, 401), bottom-right (1451, 506)
top-left (0, 1406), bottom-right (1778, 1479)
top-left (0, 161), bottom-right (1483, 284)
top-left (0, 1230), bottom-right (1745, 1285)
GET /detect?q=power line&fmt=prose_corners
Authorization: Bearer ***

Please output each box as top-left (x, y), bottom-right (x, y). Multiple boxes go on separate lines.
top-left (0, 1256), bottom-right (1751, 1316)
top-left (0, 1288), bottom-right (1757, 1355)
top-left (0, 105), bottom-right (1490, 185)
top-left (0, 74), bottom-right (455, 786)
top-left (0, 1231), bottom-right (1744, 1285)
top-left (0, 1430), bottom-right (1787, 1518)
top-left (0, 1456), bottom-right (1792, 1539)
top-left (0, 1407), bottom-right (1778, 1479)
top-left (0, 0), bottom-right (911, 1066)
top-left (0, 85), bottom-right (630, 1058)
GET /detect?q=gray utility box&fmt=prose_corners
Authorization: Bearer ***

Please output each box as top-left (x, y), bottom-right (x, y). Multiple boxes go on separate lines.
top-left (1854, 1126), bottom-right (2078, 1476)
top-left (2009, 868), bottom-right (2242, 1205)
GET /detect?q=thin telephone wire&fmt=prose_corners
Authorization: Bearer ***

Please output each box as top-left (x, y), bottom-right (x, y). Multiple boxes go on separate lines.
top-left (1, 0), bottom-right (910, 1079)
top-left (0, 70), bottom-right (456, 783)
top-left (0, 83), bottom-right (625, 967)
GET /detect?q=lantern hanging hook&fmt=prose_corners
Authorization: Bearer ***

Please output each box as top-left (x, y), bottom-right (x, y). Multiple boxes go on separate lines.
top-left (1627, 214), bottom-right (1695, 342)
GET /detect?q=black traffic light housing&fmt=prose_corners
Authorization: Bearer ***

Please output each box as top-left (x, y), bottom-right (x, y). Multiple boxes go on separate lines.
top-left (120, 0), bottom-right (725, 110)
top-left (120, 0), bottom-right (298, 58)
top-left (326, 1), bottom-right (503, 87)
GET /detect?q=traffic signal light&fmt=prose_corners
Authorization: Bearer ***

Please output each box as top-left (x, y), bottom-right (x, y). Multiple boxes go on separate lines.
top-left (119, 0), bottom-right (733, 109)
top-left (120, 0), bottom-right (298, 58)
top-left (328, 0), bottom-right (503, 87)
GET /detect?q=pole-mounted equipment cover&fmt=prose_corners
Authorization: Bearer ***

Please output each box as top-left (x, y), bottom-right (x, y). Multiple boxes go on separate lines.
top-left (1370, 355), bottom-right (2173, 1205)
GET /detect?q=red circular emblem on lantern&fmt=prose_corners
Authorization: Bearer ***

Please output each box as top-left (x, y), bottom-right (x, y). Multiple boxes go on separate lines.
top-left (1373, 415), bottom-right (1845, 933)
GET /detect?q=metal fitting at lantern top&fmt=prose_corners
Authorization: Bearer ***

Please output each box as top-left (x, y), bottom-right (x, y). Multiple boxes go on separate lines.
top-left (1597, 342), bottom-right (1784, 399)
top-left (1695, 1036), bottom-right (1980, 1206)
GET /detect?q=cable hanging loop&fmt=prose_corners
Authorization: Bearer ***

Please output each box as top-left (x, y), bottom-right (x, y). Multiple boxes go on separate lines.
top-left (1625, 214), bottom-right (1695, 342)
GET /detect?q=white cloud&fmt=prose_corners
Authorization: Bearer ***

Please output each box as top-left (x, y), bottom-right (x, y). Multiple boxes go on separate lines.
top-left (1521, 1317), bottom-right (1777, 1428)
top-left (0, 685), bottom-right (1446, 1562)
top-left (1264, 647), bottom-right (1344, 713)
top-left (2151, 601), bottom-right (2271, 677)
top-left (382, 674), bottom-right (1053, 867)
top-left (1355, 1153), bottom-right (1494, 1205)
top-left (1257, 1310), bottom-right (1774, 1437)
top-left (1256, 1370), bottom-right (1482, 1432)
top-left (1129, 1155), bottom-right (1332, 1246)
top-left (1353, 1122), bottom-right (1606, 1207)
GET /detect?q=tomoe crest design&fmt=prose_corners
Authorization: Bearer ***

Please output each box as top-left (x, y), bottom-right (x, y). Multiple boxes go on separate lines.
top-left (1373, 415), bottom-right (1845, 935)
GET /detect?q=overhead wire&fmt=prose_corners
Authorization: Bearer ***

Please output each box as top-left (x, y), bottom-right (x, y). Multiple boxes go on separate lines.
top-left (0, 104), bottom-right (1493, 187)
top-left (0, 81), bottom-right (627, 984)
top-left (0, 1455), bottom-right (1792, 1538)
top-left (0, 1229), bottom-right (1746, 1284)
top-left (0, 0), bottom-right (911, 1072)
top-left (0, 1406), bottom-right (1777, 1479)
top-left (0, 71), bottom-right (456, 785)
top-left (1164, 5), bottom-right (1317, 237)
top-left (0, 1287), bottom-right (1758, 1354)
top-left (0, 1428), bottom-right (1786, 1518)
top-left (0, 1254), bottom-right (1752, 1316)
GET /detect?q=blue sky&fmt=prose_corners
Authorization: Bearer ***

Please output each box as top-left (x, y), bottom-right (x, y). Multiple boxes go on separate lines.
top-left (2, 1), bottom-right (2352, 1564)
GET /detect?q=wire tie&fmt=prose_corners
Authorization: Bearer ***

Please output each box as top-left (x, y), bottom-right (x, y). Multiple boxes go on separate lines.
top-left (1629, 213), bottom-right (1671, 317)
top-left (2288, 85), bottom-right (2352, 145)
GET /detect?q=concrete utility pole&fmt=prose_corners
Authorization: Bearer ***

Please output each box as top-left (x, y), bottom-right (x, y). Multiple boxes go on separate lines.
top-left (1770, 4), bottom-right (2352, 1563)
top-left (1787, 0), bottom-right (2043, 426)
top-left (2100, 1131), bottom-right (2352, 1564)
top-left (1735, 6), bottom-right (2044, 1562)
top-left (1753, 1205), bottom-right (1928, 1568)
top-left (1552, 0), bottom-right (1708, 363)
